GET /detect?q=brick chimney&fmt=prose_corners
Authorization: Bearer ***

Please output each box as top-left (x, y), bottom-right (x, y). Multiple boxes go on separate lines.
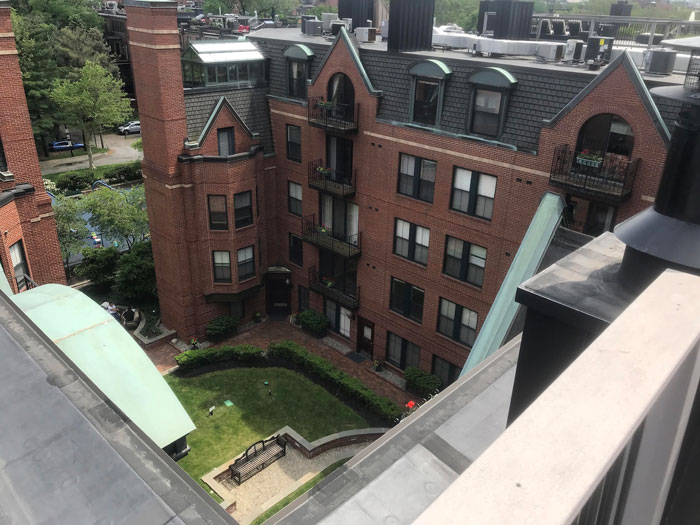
top-left (125, 0), bottom-right (195, 335)
top-left (0, 0), bottom-right (65, 288)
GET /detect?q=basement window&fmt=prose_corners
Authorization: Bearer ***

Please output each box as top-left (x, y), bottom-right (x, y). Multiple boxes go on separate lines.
top-left (409, 60), bottom-right (452, 127)
top-left (467, 67), bottom-right (517, 138)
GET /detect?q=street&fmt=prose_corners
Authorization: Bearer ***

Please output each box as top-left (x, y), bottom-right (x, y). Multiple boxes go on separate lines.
top-left (40, 133), bottom-right (143, 176)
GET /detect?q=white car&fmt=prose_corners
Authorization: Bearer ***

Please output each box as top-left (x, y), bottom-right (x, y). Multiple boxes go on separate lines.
top-left (118, 121), bottom-right (141, 135)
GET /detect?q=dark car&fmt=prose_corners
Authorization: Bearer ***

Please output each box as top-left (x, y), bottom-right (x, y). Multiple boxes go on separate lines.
top-left (49, 140), bottom-right (85, 152)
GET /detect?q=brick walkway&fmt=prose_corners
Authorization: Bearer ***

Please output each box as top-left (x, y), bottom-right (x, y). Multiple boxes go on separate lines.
top-left (143, 320), bottom-right (412, 406)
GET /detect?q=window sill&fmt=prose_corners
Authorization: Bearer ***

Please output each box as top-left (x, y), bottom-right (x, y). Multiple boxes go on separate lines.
top-left (383, 361), bottom-right (406, 376)
top-left (238, 275), bottom-right (257, 284)
top-left (213, 281), bottom-right (233, 285)
top-left (441, 272), bottom-right (484, 292)
top-left (435, 330), bottom-right (473, 351)
top-left (388, 308), bottom-right (423, 327)
top-left (396, 193), bottom-right (434, 207)
top-left (209, 227), bottom-right (230, 232)
top-left (234, 223), bottom-right (256, 233)
top-left (447, 208), bottom-right (493, 225)
top-left (288, 212), bottom-right (303, 219)
top-left (287, 157), bottom-right (302, 164)
top-left (289, 260), bottom-right (304, 269)
top-left (392, 253), bottom-right (428, 270)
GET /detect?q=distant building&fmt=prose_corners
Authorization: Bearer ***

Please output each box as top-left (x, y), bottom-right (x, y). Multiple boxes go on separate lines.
top-left (126, 0), bottom-right (682, 389)
top-left (0, 0), bottom-right (65, 292)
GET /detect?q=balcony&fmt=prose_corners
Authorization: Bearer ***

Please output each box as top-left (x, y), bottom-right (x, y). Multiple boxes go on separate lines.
top-left (308, 267), bottom-right (359, 310)
top-left (549, 144), bottom-right (640, 203)
top-left (308, 159), bottom-right (356, 198)
top-left (302, 214), bottom-right (361, 258)
top-left (307, 96), bottom-right (358, 134)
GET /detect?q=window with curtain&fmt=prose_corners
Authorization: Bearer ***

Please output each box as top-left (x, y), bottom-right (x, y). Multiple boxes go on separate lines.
top-left (394, 219), bottom-right (430, 266)
top-left (413, 78), bottom-right (440, 126)
top-left (288, 181), bottom-right (302, 216)
top-left (288, 60), bottom-right (307, 99)
top-left (437, 297), bottom-right (478, 346)
top-left (450, 168), bottom-right (497, 220)
top-left (397, 153), bottom-right (436, 203)
top-left (234, 191), bottom-right (253, 229)
top-left (471, 89), bottom-right (502, 137)
top-left (212, 251), bottom-right (231, 283)
top-left (443, 236), bottom-right (487, 287)
top-left (208, 195), bottom-right (228, 230)
top-left (237, 246), bottom-right (255, 281)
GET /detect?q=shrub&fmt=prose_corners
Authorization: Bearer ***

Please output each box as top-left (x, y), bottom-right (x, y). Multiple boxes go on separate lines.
top-left (404, 366), bottom-right (442, 398)
top-left (175, 344), bottom-right (264, 371)
top-left (103, 161), bottom-right (142, 184)
top-left (297, 309), bottom-right (328, 338)
top-left (76, 246), bottom-right (120, 288)
top-left (55, 168), bottom-right (97, 193)
top-left (114, 240), bottom-right (156, 302)
top-left (269, 340), bottom-right (403, 424)
top-left (206, 315), bottom-right (239, 341)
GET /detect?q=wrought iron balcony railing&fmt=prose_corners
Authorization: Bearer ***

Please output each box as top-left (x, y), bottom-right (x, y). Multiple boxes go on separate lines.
top-left (308, 267), bottom-right (359, 310)
top-left (549, 144), bottom-right (639, 203)
top-left (302, 214), bottom-right (361, 258)
top-left (308, 159), bottom-right (356, 197)
top-left (307, 96), bottom-right (358, 133)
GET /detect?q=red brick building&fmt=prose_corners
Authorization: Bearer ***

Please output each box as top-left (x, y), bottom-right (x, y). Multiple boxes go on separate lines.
top-left (0, 0), bottom-right (65, 292)
top-left (126, 0), bottom-right (680, 387)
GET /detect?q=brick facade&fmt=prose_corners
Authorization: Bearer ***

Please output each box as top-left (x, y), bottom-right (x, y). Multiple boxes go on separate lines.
top-left (127, 3), bottom-right (670, 385)
top-left (0, 1), bottom-right (65, 292)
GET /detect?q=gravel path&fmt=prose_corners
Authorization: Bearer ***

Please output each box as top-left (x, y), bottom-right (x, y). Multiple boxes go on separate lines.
top-left (205, 444), bottom-right (365, 525)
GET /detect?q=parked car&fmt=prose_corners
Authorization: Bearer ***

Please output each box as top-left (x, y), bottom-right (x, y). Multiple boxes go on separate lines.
top-left (118, 121), bottom-right (141, 135)
top-left (49, 140), bottom-right (84, 152)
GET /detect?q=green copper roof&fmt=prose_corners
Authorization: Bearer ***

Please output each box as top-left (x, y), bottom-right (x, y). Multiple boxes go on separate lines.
top-left (409, 59), bottom-right (453, 79)
top-left (12, 284), bottom-right (195, 448)
top-left (462, 192), bottom-right (565, 375)
top-left (284, 44), bottom-right (314, 60)
top-left (468, 67), bottom-right (518, 88)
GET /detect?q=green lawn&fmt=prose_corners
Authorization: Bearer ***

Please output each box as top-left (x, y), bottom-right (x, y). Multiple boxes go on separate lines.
top-left (250, 458), bottom-right (349, 525)
top-left (165, 368), bottom-right (367, 498)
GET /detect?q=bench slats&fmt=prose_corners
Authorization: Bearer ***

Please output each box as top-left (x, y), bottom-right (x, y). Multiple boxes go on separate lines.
top-left (229, 435), bottom-right (287, 484)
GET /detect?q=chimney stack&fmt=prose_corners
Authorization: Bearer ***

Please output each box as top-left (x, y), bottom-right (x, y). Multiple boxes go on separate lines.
top-left (615, 41), bottom-right (700, 290)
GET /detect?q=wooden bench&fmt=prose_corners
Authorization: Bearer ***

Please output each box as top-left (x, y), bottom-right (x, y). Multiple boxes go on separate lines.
top-left (229, 435), bottom-right (287, 485)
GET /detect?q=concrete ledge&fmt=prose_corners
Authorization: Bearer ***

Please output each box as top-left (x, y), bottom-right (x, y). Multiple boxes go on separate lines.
top-left (279, 425), bottom-right (387, 459)
top-left (133, 317), bottom-right (176, 346)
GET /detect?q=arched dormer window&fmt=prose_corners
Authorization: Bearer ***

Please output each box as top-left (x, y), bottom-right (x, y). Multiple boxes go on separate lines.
top-left (284, 44), bottom-right (314, 99)
top-left (409, 59), bottom-right (452, 127)
top-left (467, 67), bottom-right (517, 138)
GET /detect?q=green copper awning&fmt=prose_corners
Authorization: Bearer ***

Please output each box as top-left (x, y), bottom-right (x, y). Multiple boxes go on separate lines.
top-left (462, 192), bottom-right (565, 375)
top-left (12, 284), bottom-right (195, 448)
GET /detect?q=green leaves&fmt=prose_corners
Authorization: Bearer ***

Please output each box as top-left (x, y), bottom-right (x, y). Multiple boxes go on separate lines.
top-left (53, 194), bottom-right (89, 278)
top-left (81, 185), bottom-right (149, 250)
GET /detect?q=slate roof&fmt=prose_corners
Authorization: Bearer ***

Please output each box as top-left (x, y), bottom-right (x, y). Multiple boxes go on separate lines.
top-left (184, 85), bottom-right (273, 153)
top-left (249, 28), bottom-right (684, 154)
top-left (0, 290), bottom-right (234, 524)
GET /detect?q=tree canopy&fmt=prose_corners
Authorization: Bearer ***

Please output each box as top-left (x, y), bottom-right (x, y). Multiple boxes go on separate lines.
top-left (81, 186), bottom-right (149, 250)
top-left (53, 194), bottom-right (89, 280)
top-left (51, 62), bottom-right (132, 170)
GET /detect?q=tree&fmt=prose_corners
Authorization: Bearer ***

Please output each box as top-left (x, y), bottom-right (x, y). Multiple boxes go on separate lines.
top-left (114, 240), bottom-right (157, 303)
top-left (76, 246), bottom-right (120, 289)
top-left (53, 195), bottom-right (88, 280)
top-left (11, 0), bottom-right (103, 29)
top-left (81, 186), bottom-right (149, 250)
top-left (55, 26), bottom-right (117, 80)
top-left (51, 62), bottom-right (132, 170)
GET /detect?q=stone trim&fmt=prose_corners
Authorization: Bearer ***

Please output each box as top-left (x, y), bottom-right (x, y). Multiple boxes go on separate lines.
top-left (270, 108), bottom-right (307, 122)
top-left (127, 26), bottom-right (178, 34)
top-left (129, 41), bottom-right (180, 50)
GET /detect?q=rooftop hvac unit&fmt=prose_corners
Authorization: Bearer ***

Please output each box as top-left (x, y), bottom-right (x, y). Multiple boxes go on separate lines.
top-left (301, 15), bottom-right (317, 34)
top-left (584, 36), bottom-right (614, 63)
top-left (563, 39), bottom-right (584, 62)
top-left (355, 27), bottom-right (376, 42)
top-left (306, 20), bottom-right (323, 36)
top-left (331, 20), bottom-right (348, 35)
top-left (322, 13), bottom-right (338, 31)
top-left (643, 48), bottom-right (677, 75)
top-left (536, 42), bottom-right (565, 61)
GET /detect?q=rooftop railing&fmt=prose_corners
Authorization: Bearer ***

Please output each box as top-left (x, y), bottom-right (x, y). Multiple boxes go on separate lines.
top-left (415, 270), bottom-right (700, 525)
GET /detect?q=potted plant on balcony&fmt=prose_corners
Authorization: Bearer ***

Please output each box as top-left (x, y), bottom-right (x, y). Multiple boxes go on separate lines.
top-left (321, 276), bottom-right (335, 288)
top-left (316, 166), bottom-right (332, 177)
top-left (316, 100), bottom-right (334, 110)
top-left (576, 150), bottom-right (603, 168)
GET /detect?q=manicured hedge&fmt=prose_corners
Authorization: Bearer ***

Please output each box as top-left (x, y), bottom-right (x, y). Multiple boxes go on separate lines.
top-left (405, 366), bottom-right (442, 398)
top-left (297, 309), bottom-right (328, 338)
top-left (268, 340), bottom-right (403, 424)
top-left (53, 161), bottom-right (143, 193)
top-left (206, 315), bottom-right (239, 341)
top-left (175, 344), bottom-right (264, 371)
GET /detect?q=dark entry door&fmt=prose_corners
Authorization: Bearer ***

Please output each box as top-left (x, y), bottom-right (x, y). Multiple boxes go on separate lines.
top-left (266, 274), bottom-right (291, 316)
top-left (357, 317), bottom-right (374, 358)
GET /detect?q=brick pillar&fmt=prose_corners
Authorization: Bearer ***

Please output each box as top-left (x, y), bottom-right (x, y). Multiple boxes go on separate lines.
top-left (0, 0), bottom-right (65, 288)
top-left (125, 0), bottom-right (196, 337)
